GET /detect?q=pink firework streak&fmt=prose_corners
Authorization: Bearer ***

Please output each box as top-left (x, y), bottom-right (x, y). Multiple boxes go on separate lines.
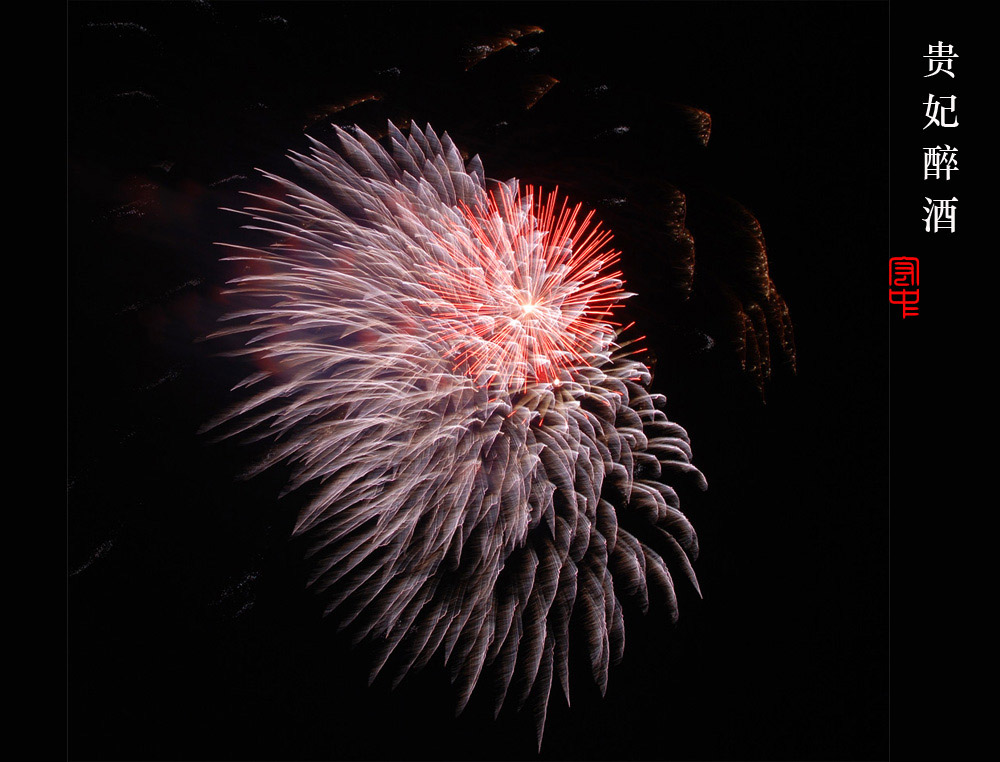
top-left (205, 122), bottom-right (706, 749)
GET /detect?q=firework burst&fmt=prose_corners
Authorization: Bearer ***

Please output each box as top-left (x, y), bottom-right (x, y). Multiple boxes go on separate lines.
top-left (205, 122), bottom-right (706, 748)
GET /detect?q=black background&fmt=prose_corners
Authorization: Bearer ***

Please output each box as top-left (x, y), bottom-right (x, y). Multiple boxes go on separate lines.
top-left (68, 2), bottom-right (895, 760)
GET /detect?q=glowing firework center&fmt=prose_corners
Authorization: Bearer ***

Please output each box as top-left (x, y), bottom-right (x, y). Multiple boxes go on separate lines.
top-left (421, 184), bottom-right (626, 391)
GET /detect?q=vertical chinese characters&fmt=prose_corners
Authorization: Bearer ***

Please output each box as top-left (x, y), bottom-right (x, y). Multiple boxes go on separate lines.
top-left (921, 40), bottom-right (959, 237)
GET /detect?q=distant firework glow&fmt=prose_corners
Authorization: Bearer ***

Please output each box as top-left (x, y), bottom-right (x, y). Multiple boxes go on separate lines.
top-left (205, 123), bottom-right (706, 748)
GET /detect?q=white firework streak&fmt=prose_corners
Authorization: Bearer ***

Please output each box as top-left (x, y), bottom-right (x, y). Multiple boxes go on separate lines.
top-left (204, 122), bottom-right (707, 748)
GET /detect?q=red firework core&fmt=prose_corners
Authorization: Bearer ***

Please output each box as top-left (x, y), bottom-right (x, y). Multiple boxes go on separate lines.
top-left (422, 185), bottom-right (627, 389)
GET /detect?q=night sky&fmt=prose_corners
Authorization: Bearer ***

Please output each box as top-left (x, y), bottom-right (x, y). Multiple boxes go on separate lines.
top-left (68, 2), bottom-right (895, 760)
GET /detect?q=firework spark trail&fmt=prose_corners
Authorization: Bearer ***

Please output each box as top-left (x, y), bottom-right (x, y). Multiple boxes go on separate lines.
top-left (205, 122), bottom-right (706, 748)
